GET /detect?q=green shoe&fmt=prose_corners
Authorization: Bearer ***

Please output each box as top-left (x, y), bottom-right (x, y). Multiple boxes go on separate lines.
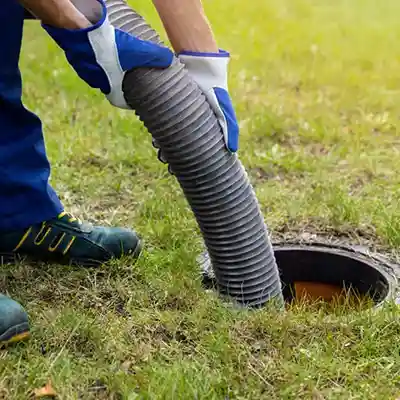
top-left (0, 211), bottom-right (142, 267)
top-left (0, 294), bottom-right (30, 347)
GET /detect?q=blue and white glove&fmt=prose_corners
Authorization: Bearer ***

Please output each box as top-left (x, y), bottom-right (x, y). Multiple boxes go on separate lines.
top-left (178, 49), bottom-right (240, 153)
top-left (42, 0), bottom-right (173, 109)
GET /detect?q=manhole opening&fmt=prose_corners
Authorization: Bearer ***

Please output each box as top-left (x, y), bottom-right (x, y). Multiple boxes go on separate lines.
top-left (200, 245), bottom-right (392, 310)
top-left (275, 246), bottom-right (390, 308)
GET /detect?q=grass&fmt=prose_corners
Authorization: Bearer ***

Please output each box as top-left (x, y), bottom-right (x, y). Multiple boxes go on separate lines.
top-left (2, 0), bottom-right (400, 398)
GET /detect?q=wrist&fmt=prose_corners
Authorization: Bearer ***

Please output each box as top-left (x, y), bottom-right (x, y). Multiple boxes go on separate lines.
top-left (59, 13), bottom-right (92, 29)
top-left (21, 0), bottom-right (93, 29)
top-left (42, 0), bottom-right (106, 33)
top-left (53, 0), bottom-right (102, 28)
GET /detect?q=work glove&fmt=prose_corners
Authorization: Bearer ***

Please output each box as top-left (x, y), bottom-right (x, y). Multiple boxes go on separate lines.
top-left (178, 49), bottom-right (240, 153)
top-left (41, 0), bottom-right (173, 109)
top-left (152, 49), bottom-right (240, 171)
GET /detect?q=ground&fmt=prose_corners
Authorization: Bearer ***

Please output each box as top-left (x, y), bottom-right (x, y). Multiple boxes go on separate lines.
top-left (1, 0), bottom-right (400, 398)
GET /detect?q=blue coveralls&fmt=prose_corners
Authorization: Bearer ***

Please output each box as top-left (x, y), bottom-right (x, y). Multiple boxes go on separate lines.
top-left (1, 0), bottom-right (64, 230)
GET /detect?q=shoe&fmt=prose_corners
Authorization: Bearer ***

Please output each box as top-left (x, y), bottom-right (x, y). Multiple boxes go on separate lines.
top-left (0, 294), bottom-right (30, 347)
top-left (0, 211), bottom-right (142, 267)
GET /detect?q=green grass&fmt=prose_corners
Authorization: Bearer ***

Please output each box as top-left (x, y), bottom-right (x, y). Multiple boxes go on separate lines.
top-left (2, 0), bottom-right (400, 398)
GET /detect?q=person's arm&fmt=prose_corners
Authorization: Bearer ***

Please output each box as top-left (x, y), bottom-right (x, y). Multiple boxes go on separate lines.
top-left (18, 0), bottom-right (173, 110)
top-left (18, 0), bottom-right (94, 28)
top-left (153, 0), bottom-right (240, 153)
top-left (152, 0), bottom-right (217, 53)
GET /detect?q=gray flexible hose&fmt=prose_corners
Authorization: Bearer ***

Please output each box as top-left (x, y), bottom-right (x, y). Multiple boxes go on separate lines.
top-left (105, 0), bottom-right (284, 308)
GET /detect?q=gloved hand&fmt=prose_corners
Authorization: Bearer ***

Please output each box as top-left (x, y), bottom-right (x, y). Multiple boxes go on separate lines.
top-left (178, 49), bottom-right (240, 153)
top-left (42, 0), bottom-right (173, 109)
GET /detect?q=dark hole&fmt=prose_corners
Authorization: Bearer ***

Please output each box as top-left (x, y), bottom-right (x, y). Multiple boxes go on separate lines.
top-left (274, 246), bottom-right (390, 306)
top-left (201, 245), bottom-right (391, 309)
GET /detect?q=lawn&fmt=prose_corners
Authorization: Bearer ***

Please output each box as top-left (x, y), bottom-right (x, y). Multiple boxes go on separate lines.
top-left (2, 0), bottom-right (400, 398)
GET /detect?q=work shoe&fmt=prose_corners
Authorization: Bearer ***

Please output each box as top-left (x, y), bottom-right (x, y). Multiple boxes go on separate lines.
top-left (0, 294), bottom-right (30, 347)
top-left (0, 211), bottom-right (142, 267)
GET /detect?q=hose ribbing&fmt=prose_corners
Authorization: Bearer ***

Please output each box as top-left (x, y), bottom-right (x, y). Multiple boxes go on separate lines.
top-left (105, 0), bottom-right (284, 307)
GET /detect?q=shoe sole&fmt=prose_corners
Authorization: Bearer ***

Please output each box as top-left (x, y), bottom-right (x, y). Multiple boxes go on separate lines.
top-left (0, 322), bottom-right (30, 348)
top-left (0, 239), bottom-right (143, 268)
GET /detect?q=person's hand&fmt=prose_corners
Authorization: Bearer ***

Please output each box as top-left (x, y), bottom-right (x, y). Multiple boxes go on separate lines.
top-left (178, 49), bottom-right (239, 153)
top-left (42, 0), bottom-right (173, 109)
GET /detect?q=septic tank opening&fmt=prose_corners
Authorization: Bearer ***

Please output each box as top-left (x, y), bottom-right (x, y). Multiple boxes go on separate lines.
top-left (201, 244), bottom-right (392, 309)
top-left (275, 244), bottom-right (391, 307)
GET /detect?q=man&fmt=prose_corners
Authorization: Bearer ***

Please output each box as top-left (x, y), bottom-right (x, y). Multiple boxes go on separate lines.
top-left (0, 0), bottom-right (239, 346)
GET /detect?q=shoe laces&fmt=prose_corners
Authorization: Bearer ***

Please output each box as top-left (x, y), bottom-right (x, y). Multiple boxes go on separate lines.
top-left (57, 211), bottom-right (82, 225)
